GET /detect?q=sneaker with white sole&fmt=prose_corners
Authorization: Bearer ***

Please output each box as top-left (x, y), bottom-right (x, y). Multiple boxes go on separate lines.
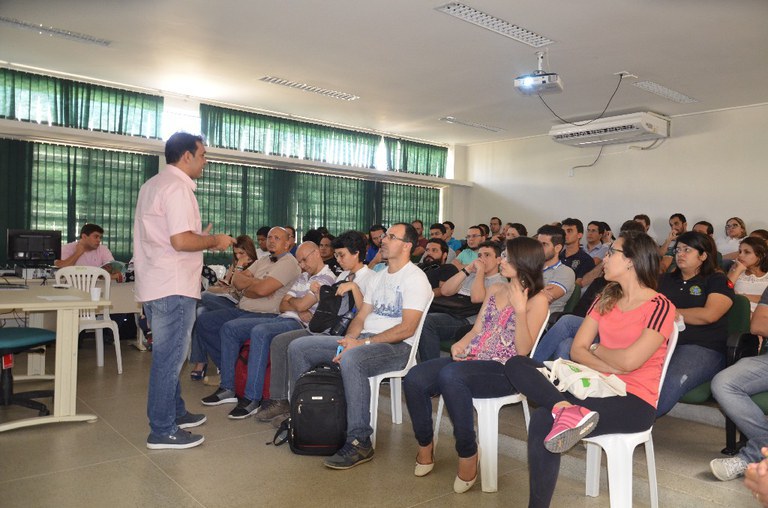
top-left (201, 388), bottom-right (237, 406)
top-left (710, 456), bottom-right (748, 481)
top-left (544, 404), bottom-right (599, 453)
top-left (256, 399), bottom-right (290, 422)
top-left (323, 438), bottom-right (374, 469)
top-left (176, 412), bottom-right (207, 429)
top-left (228, 398), bottom-right (260, 419)
top-left (146, 429), bottom-right (204, 450)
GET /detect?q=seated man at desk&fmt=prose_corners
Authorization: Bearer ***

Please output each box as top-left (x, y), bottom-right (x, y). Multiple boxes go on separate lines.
top-left (55, 223), bottom-right (119, 279)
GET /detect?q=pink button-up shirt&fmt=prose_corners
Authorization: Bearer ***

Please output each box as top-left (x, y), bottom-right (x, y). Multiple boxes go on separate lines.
top-left (133, 164), bottom-right (203, 302)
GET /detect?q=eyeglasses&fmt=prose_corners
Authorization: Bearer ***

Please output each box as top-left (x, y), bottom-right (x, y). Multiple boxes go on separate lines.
top-left (466, 234), bottom-right (483, 239)
top-left (675, 246), bottom-right (696, 255)
top-left (725, 224), bottom-right (740, 229)
top-left (385, 233), bottom-right (407, 242)
top-left (297, 249), bottom-right (317, 264)
top-left (605, 244), bottom-right (624, 256)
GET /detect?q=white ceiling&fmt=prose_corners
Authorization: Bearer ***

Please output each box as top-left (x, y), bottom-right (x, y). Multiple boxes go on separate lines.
top-left (2, 0), bottom-right (768, 146)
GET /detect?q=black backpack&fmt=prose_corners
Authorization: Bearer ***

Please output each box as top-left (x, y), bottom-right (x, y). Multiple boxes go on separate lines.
top-left (275, 363), bottom-right (346, 456)
top-left (307, 282), bottom-right (353, 334)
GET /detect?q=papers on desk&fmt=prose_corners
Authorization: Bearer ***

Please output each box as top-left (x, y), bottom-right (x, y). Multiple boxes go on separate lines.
top-left (38, 295), bottom-right (84, 301)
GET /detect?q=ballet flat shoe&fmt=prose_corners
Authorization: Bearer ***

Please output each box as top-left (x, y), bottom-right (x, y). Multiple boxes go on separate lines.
top-left (453, 473), bottom-right (477, 494)
top-left (414, 461), bottom-right (435, 477)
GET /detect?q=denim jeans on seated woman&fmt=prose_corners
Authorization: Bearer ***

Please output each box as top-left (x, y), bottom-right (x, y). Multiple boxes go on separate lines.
top-left (656, 344), bottom-right (726, 417)
top-left (531, 315), bottom-right (584, 362)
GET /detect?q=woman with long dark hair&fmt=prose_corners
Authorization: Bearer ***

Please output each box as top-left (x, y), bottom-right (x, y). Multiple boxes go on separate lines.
top-left (404, 237), bottom-right (549, 493)
top-left (503, 231), bottom-right (675, 507)
top-left (728, 236), bottom-right (768, 312)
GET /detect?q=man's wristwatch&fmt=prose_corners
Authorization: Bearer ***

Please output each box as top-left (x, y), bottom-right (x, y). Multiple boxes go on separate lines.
top-left (364, 339), bottom-right (372, 345)
top-left (589, 343), bottom-right (600, 354)
top-left (461, 267), bottom-right (469, 276)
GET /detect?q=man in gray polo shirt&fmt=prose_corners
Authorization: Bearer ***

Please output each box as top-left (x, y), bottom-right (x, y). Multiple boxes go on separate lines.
top-left (536, 225), bottom-right (576, 314)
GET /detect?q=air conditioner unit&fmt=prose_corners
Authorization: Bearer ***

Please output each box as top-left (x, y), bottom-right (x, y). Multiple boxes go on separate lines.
top-left (549, 112), bottom-right (670, 147)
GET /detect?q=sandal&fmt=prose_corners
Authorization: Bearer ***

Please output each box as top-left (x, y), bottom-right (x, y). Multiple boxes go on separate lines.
top-left (190, 364), bottom-right (207, 381)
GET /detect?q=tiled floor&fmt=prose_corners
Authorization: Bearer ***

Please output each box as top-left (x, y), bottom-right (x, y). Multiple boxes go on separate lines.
top-left (0, 340), bottom-right (756, 507)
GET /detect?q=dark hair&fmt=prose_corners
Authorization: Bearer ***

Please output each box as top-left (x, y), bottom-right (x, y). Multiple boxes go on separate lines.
top-left (633, 214), bottom-right (651, 227)
top-left (316, 226), bottom-right (330, 236)
top-left (750, 229), bottom-right (768, 241)
top-left (619, 220), bottom-right (645, 234)
top-left (256, 226), bottom-right (270, 237)
top-left (429, 223), bottom-right (446, 235)
top-left (426, 238), bottom-right (449, 256)
top-left (588, 221), bottom-right (605, 235)
top-left (165, 132), bottom-right (204, 164)
top-left (80, 223), bottom-right (104, 236)
top-left (442, 221), bottom-right (455, 231)
top-left (393, 222), bottom-right (419, 253)
top-left (693, 221), bottom-right (714, 235)
top-left (562, 218), bottom-right (584, 234)
top-left (505, 237), bottom-right (545, 298)
top-left (234, 235), bottom-right (258, 265)
top-left (596, 231), bottom-right (660, 314)
top-left (302, 229), bottom-right (323, 245)
top-left (672, 231), bottom-right (718, 278)
top-left (468, 225), bottom-right (485, 237)
top-left (536, 225), bottom-right (565, 247)
top-left (508, 222), bottom-right (528, 237)
top-left (477, 223), bottom-right (490, 237)
top-left (332, 230), bottom-right (368, 262)
top-left (284, 226), bottom-right (296, 241)
top-left (670, 213), bottom-right (687, 224)
top-left (490, 216), bottom-right (502, 224)
top-left (478, 240), bottom-right (502, 257)
top-left (369, 224), bottom-right (385, 234)
top-left (412, 219), bottom-right (424, 228)
top-left (740, 236), bottom-right (768, 272)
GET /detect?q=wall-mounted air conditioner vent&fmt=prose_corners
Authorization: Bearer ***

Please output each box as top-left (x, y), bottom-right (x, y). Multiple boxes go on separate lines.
top-left (549, 112), bottom-right (670, 147)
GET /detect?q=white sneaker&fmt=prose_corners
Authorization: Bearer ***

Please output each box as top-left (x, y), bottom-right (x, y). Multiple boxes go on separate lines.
top-left (710, 456), bottom-right (748, 481)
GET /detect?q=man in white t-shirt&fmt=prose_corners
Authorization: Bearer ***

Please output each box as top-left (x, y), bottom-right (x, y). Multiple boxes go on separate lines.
top-left (288, 223), bottom-right (432, 470)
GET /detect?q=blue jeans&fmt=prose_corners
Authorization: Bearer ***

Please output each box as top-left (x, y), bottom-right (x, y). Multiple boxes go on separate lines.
top-left (656, 344), bottom-right (726, 416)
top-left (189, 291), bottom-right (236, 364)
top-left (712, 355), bottom-right (768, 463)
top-left (288, 335), bottom-right (411, 443)
top-left (418, 313), bottom-right (470, 362)
top-left (195, 307), bottom-right (276, 372)
top-left (270, 329), bottom-right (314, 400)
top-left (144, 295), bottom-right (197, 437)
top-left (532, 315), bottom-right (585, 362)
top-left (404, 357), bottom-right (515, 458)
top-left (220, 317), bottom-right (303, 401)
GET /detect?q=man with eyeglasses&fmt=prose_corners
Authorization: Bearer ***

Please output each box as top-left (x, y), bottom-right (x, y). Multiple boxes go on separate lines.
top-left (288, 222), bottom-right (432, 470)
top-left (201, 240), bottom-right (334, 419)
top-left (660, 213), bottom-right (688, 272)
top-left (452, 225), bottom-right (487, 270)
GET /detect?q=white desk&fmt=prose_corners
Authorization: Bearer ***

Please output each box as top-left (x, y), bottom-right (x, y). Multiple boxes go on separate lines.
top-left (0, 286), bottom-right (104, 432)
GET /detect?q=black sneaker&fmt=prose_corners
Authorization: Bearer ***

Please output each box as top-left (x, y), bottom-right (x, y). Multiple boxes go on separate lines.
top-left (146, 429), bottom-right (204, 450)
top-left (256, 399), bottom-right (290, 422)
top-left (323, 439), bottom-right (374, 469)
top-left (201, 388), bottom-right (237, 406)
top-left (228, 398), bottom-right (260, 419)
top-left (176, 412), bottom-right (207, 429)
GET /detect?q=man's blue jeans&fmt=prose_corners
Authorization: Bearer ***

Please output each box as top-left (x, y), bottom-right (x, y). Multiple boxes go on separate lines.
top-left (531, 315), bottom-right (585, 362)
top-left (144, 295), bottom-right (197, 437)
top-left (195, 307), bottom-right (276, 372)
top-left (220, 317), bottom-right (303, 401)
top-left (657, 344), bottom-right (725, 416)
top-left (288, 335), bottom-right (411, 443)
top-left (418, 313), bottom-right (470, 362)
top-left (403, 357), bottom-right (515, 457)
top-left (712, 355), bottom-right (768, 463)
top-left (189, 291), bottom-right (236, 364)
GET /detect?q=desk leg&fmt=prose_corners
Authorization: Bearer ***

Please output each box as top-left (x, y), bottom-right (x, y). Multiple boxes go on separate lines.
top-left (52, 307), bottom-right (97, 422)
top-left (26, 312), bottom-right (48, 376)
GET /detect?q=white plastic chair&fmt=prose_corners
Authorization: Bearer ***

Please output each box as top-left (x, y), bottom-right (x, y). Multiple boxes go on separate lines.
top-left (368, 294), bottom-right (433, 449)
top-left (582, 324), bottom-right (679, 508)
top-left (433, 310), bottom-right (550, 492)
top-left (56, 266), bottom-right (123, 374)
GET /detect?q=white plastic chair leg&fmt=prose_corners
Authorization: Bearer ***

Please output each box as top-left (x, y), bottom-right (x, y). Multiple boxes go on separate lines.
top-left (645, 438), bottom-right (659, 508)
top-left (475, 401), bottom-right (500, 492)
top-left (109, 323), bottom-right (123, 375)
top-left (95, 328), bottom-right (105, 367)
top-left (369, 377), bottom-right (380, 449)
top-left (585, 441), bottom-right (603, 497)
top-left (603, 441), bottom-right (635, 508)
top-left (391, 377), bottom-right (402, 424)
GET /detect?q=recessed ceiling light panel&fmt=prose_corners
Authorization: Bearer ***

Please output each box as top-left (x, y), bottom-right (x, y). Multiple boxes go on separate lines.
top-left (440, 116), bottom-right (504, 132)
top-left (436, 3), bottom-right (554, 48)
top-left (259, 76), bottom-right (359, 101)
top-left (0, 16), bottom-right (111, 47)
top-left (633, 80), bottom-right (698, 104)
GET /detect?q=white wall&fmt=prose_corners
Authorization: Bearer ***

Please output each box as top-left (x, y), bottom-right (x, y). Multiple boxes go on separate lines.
top-left (451, 104), bottom-right (768, 241)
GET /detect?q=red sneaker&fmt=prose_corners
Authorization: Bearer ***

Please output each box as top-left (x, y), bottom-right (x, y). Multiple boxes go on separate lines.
top-left (544, 405), bottom-right (599, 453)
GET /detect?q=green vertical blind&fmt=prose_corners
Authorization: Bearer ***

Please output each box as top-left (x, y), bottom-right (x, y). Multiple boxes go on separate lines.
top-left (384, 138), bottom-right (447, 178)
top-left (0, 68), bottom-right (163, 138)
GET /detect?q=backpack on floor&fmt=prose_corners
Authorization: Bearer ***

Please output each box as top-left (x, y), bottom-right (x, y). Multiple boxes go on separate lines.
top-left (278, 362), bottom-right (346, 456)
top-left (234, 339), bottom-right (271, 400)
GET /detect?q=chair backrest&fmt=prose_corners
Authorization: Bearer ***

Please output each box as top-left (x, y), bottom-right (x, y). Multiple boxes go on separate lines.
top-left (655, 323), bottom-right (680, 406)
top-left (728, 294), bottom-right (751, 336)
top-left (401, 294), bottom-right (434, 371)
top-left (55, 266), bottom-right (111, 320)
top-left (562, 285), bottom-right (582, 314)
top-left (528, 310), bottom-right (551, 358)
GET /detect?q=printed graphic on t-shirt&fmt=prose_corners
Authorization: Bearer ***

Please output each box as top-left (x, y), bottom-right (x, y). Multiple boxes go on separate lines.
top-left (372, 286), bottom-right (404, 318)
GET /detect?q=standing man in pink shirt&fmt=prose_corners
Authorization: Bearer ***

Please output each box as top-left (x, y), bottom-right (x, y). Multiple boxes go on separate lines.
top-left (133, 132), bottom-right (235, 450)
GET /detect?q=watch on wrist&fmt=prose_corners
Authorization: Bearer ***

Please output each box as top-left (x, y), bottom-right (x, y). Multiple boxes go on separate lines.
top-left (461, 267), bottom-right (469, 276)
top-left (364, 339), bottom-right (371, 345)
top-left (589, 343), bottom-right (600, 354)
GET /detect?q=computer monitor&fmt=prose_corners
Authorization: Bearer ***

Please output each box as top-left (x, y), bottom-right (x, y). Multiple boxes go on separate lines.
top-left (6, 229), bottom-right (62, 265)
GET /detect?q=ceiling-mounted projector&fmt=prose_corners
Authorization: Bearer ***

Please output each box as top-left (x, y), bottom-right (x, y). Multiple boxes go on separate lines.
top-left (514, 51), bottom-right (563, 96)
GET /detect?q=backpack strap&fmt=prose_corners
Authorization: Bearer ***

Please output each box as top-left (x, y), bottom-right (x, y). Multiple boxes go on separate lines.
top-left (271, 417), bottom-right (291, 446)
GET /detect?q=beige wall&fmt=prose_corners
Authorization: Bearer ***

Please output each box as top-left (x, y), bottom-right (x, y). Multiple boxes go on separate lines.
top-left (449, 103), bottom-right (768, 241)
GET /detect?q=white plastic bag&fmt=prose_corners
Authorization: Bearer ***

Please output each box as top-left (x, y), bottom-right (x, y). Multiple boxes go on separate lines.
top-left (537, 358), bottom-right (627, 399)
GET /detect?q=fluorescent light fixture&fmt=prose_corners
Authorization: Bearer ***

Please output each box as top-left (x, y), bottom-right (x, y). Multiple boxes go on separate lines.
top-left (633, 80), bottom-right (698, 104)
top-left (435, 3), bottom-right (554, 48)
top-left (0, 16), bottom-right (111, 47)
top-left (259, 76), bottom-right (359, 101)
top-left (440, 116), bottom-right (504, 132)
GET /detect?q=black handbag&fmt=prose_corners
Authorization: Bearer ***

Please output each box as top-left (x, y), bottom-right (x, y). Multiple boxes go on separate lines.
top-left (429, 294), bottom-right (482, 318)
top-left (307, 282), bottom-right (353, 334)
